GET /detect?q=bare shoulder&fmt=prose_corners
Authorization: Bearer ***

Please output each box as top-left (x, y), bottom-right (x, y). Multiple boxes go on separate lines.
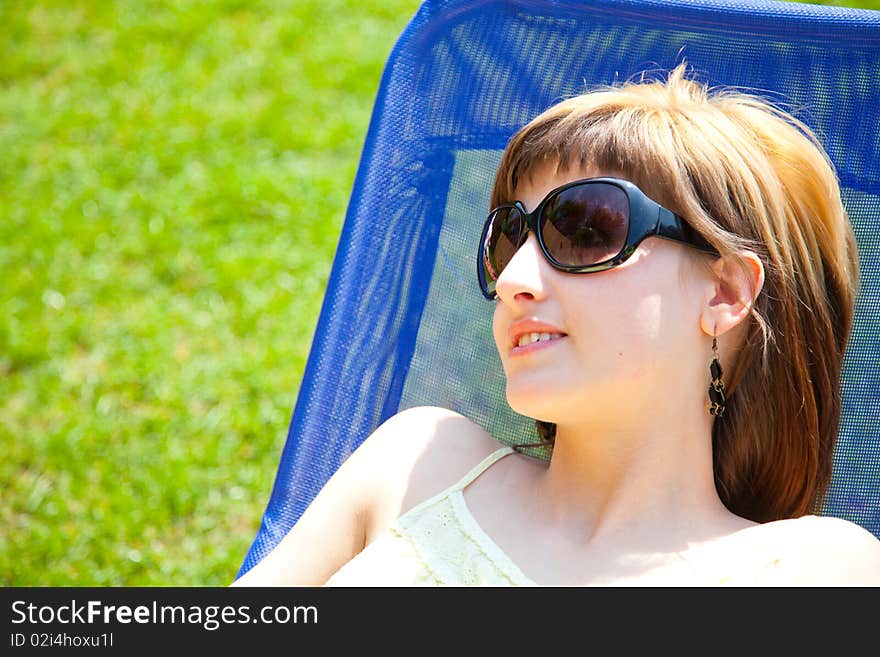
top-left (231, 405), bottom-right (504, 585)
top-left (763, 515), bottom-right (880, 585)
top-left (354, 405), bottom-right (503, 477)
top-left (357, 405), bottom-right (508, 540)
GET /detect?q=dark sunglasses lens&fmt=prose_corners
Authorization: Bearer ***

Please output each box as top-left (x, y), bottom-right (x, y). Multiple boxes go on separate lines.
top-left (482, 207), bottom-right (525, 294)
top-left (541, 183), bottom-right (629, 267)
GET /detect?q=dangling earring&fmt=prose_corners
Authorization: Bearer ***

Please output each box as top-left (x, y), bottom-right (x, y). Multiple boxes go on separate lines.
top-left (707, 327), bottom-right (726, 417)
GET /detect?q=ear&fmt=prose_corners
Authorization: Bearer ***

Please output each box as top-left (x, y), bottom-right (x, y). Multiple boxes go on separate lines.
top-left (699, 251), bottom-right (765, 338)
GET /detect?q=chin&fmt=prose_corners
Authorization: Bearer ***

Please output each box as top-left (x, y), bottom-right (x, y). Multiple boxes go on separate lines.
top-left (504, 389), bottom-right (564, 423)
top-left (504, 374), bottom-right (607, 424)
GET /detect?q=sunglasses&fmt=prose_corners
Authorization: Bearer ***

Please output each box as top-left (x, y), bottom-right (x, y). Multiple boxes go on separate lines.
top-left (477, 177), bottom-right (719, 300)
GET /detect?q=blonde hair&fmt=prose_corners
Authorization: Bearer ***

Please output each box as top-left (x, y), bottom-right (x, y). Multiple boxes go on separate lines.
top-left (493, 63), bottom-right (860, 523)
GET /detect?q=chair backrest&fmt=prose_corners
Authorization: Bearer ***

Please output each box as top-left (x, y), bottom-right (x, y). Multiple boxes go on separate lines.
top-left (238, 0), bottom-right (880, 577)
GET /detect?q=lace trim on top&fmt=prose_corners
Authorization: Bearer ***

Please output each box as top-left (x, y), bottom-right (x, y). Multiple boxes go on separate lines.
top-left (397, 445), bottom-right (534, 585)
top-left (325, 446), bottom-right (528, 586)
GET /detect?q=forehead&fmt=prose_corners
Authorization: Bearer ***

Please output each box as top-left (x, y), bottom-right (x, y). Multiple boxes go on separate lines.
top-left (514, 160), bottom-right (627, 212)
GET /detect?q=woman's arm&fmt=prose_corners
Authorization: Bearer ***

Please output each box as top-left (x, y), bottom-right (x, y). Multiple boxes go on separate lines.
top-left (230, 446), bottom-right (372, 586)
top-left (230, 405), bottom-right (491, 586)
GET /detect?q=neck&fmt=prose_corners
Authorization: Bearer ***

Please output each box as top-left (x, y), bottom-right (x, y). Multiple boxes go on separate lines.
top-left (529, 387), bottom-right (745, 551)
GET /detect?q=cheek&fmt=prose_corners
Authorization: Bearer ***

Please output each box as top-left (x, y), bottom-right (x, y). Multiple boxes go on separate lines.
top-left (566, 281), bottom-right (668, 362)
top-left (491, 306), bottom-right (507, 352)
top-left (587, 292), bottom-right (695, 380)
top-left (629, 294), bottom-right (665, 341)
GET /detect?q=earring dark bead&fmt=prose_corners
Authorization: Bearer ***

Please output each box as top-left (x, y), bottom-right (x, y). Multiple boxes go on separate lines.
top-left (708, 334), bottom-right (726, 417)
top-left (710, 358), bottom-right (723, 386)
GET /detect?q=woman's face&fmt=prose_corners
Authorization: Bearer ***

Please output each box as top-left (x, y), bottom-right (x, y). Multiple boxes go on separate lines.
top-left (491, 161), bottom-right (709, 425)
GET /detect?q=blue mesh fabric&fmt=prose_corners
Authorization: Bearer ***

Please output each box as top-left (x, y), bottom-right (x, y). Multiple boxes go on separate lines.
top-left (238, 0), bottom-right (880, 576)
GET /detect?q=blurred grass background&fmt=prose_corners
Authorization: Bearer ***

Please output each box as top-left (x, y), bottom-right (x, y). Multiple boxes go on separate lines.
top-left (2, 0), bottom-right (878, 585)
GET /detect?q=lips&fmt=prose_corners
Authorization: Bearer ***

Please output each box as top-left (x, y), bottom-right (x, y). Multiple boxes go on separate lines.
top-left (508, 318), bottom-right (568, 350)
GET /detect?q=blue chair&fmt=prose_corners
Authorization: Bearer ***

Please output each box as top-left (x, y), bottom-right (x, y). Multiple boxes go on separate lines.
top-left (238, 0), bottom-right (880, 578)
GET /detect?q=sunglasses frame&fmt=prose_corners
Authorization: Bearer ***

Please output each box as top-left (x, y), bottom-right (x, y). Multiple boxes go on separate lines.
top-left (477, 176), bottom-right (719, 300)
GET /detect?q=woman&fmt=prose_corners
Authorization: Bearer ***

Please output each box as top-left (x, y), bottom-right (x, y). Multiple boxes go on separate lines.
top-left (234, 63), bottom-right (880, 586)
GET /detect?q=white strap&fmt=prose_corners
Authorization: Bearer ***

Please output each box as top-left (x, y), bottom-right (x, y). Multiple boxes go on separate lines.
top-left (452, 445), bottom-right (515, 492)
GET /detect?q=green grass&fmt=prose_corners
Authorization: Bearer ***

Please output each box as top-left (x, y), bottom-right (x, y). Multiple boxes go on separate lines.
top-left (0, 0), bottom-right (423, 586)
top-left (2, 0), bottom-right (878, 586)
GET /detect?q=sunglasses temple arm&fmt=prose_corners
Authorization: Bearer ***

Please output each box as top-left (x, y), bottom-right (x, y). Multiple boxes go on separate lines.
top-left (657, 208), bottom-right (718, 254)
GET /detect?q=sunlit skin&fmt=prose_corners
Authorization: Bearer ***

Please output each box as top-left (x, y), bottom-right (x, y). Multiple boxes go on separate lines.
top-left (489, 160), bottom-right (767, 566)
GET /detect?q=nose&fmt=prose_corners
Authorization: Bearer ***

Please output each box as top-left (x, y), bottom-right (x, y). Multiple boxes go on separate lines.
top-left (494, 232), bottom-right (549, 303)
